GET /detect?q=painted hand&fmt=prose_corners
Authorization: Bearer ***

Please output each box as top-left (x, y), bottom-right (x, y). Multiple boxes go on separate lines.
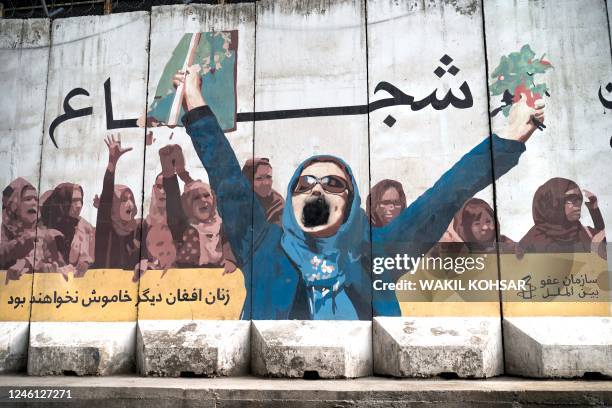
top-left (173, 65), bottom-right (205, 111)
top-left (159, 144), bottom-right (177, 178)
top-left (171, 144), bottom-right (186, 174)
top-left (584, 190), bottom-right (598, 209)
top-left (222, 260), bottom-right (237, 275)
top-left (498, 95), bottom-right (545, 143)
top-left (105, 133), bottom-right (133, 171)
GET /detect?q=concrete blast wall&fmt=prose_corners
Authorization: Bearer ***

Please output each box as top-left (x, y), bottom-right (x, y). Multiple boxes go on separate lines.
top-left (0, 0), bottom-right (610, 376)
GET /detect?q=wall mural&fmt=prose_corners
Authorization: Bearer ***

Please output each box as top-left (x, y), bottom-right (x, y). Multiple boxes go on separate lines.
top-left (1, 0), bottom-right (610, 326)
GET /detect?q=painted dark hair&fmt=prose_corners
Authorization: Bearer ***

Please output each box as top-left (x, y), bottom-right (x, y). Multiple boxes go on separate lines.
top-left (241, 157), bottom-right (272, 186)
top-left (453, 198), bottom-right (495, 243)
top-left (366, 179), bottom-right (406, 227)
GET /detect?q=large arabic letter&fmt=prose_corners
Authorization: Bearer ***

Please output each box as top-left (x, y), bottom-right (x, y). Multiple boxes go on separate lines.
top-left (599, 84), bottom-right (612, 109)
top-left (48, 88), bottom-right (93, 148)
top-left (427, 82), bottom-right (474, 111)
top-left (368, 81), bottom-right (415, 113)
top-left (449, 82), bottom-right (473, 109)
top-left (104, 78), bottom-right (139, 130)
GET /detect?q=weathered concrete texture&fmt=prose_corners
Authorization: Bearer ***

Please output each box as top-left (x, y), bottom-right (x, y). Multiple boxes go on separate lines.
top-left (0, 18), bottom-right (49, 187)
top-left (0, 322), bottom-right (29, 373)
top-left (0, 18), bottom-right (49, 376)
top-left (1, 376), bottom-right (612, 408)
top-left (483, 0), bottom-right (612, 241)
top-left (504, 316), bottom-right (612, 378)
top-left (137, 320), bottom-right (250, 377)
top-left (27, 322), bottom-right (136, 376)
top-left (367, 0), bottom-right (492, 195)
top-left (373, 317), bottom-right (503, 378)
top-left (251, 320), bottom-right (372, 378)
top-left (255, 0), bottom-right (370, 203)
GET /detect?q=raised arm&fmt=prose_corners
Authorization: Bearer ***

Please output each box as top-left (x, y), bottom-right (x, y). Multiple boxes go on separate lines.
top-left (373, 95), bottom-right (545, 257)
top-left (178, 65), bottom-right (267, 266)
top-left (95, 134), bottom-right (132, 266)
top-left (163, 174), bottom-right (189, 244)
top-left (373, 135), bottom-right (524, 256)
top-left (584, 190), bottom-right (605, 232)
top-left (159, 145), bottom-right (190, 243)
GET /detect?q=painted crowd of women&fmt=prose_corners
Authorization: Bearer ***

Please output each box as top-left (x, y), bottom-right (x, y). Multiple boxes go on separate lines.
top-left (0, 134), bottom-right (606, 285)
top-left (1, 135), bottom-right (289, 283)
top-left (367, 177), bottom-right (607, 260)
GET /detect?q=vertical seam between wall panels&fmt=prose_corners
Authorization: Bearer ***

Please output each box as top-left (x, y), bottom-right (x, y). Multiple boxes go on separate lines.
top-left (29, 17), bottom-right (53, 335)
top-left (606, 0), bottom-right (612, 152)
top-left (480, 0), bottom-right (506, 373)
top-left (135, 11), bottom-right (153, 366)
top-left (606, 0), bottom-right (612, 62)
top-left (602, 1), bottom-right (612, 276)
top-left (363, 0), bottom-right (374, 333)
top-left (251, 0), bottom-right (257, 326)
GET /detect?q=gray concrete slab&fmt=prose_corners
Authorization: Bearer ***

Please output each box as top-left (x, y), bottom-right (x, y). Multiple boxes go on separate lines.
top-left (0, 323), bottom-right (29, 374)
top-left (27, 322), bottom-right (136, 376)
top-left (137, 320), bottom-right (250, 377)
top-left (0, 375), bottom-right (611, 407)
top-left (504, 316), bottom-right (612, 378)
top-left (251, 320), bottom-right (372, 378)
top-left (374, 317), bottom-right (503, 378)
top-left (0, 18), bottom-right (50, 375)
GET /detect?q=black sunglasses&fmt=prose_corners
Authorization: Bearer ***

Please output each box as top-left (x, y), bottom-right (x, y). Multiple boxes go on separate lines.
top-left (294, 174), bottom-right (350, 194)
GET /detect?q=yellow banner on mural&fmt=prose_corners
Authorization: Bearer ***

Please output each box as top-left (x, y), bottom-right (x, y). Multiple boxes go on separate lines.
top-left (29, 269), bottom-right (137, 322)
top-left (0, 271), bottom-right (33, 321)
top-left (399, 302), bottom-right (500, 317)
top-left (395, 252), bottom-right (610, 317)
top-left (501, 252), bottom-right (610, 316)
top-left (500, 252), bottom-right (609, 302)
top-left (137, 267), bottom-right (246, 320)
top-left (21, 267), bottom-right (246, 322)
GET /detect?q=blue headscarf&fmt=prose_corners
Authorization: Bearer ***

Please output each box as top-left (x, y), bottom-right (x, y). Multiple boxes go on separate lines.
top-left (280, 155), bottom-right (369, 320)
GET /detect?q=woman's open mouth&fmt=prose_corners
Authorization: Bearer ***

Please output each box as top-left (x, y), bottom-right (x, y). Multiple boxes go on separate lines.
top-left (302, 197), bottom-right (330, 227)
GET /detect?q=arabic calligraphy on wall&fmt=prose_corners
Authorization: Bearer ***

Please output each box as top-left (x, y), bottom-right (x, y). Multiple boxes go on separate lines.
top-left (499, 252), bottom-right (608, 304)
top-left (48, 54), bottom-right (475, 147)
top-left (0, 268), bottom-right (247, 321)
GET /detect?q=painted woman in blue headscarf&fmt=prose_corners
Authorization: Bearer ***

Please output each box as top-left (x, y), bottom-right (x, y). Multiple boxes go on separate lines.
top-left (174, 67), bottom-right (545, 320)
top-left (279, 155), bottom-right (370, 319)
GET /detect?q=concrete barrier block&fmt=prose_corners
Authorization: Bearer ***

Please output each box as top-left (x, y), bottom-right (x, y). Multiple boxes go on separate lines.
top-left (137, 320), bottom-right (250, 377)
top-left (504, 317), bottom-right (612, 378)
top-left (373, 317), bottom-right (503, 378)
top-left (27, 322), bottom-right (135, 376)
top-left (251, 320), bottom-right (372, 379)
top-left (0, 322), bottom-right (29, 373)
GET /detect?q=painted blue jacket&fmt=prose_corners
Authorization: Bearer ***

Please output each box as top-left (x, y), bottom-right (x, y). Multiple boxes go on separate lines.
top-left (183, 106), bottom-right (526, 320)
